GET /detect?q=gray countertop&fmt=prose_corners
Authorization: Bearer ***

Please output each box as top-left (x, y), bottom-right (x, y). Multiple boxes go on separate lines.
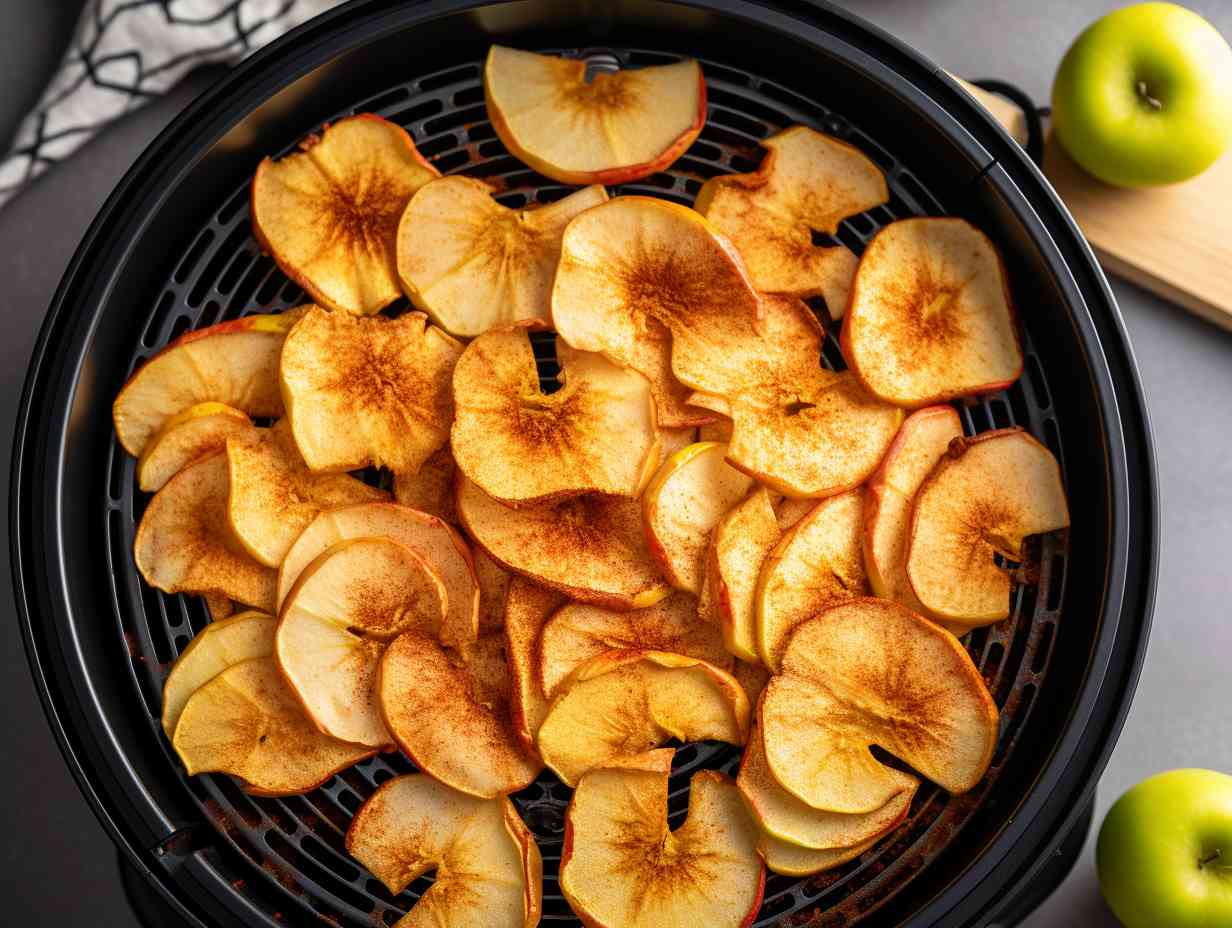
top-left (1, 1), bottom-right (1228, 924)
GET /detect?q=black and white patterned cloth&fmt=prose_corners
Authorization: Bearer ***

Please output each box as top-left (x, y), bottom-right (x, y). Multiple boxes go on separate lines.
top-left (0, 0), bottom-right (342, 207)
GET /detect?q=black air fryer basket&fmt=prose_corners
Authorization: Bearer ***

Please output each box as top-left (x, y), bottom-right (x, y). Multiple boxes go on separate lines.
top-left (11, 1), bottom-right (1156, 926)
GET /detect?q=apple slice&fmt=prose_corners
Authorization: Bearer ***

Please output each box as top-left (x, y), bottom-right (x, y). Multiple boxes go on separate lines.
top-left (758, 830), bottom-right (883, 877)
top-left (475, 548), bottom-right (512, 635)
top-left (762, 598), bottom-right (999, 813)
top-left (161, 611), bottom-right (275, 736)
top-left (113, 311), bottom-right (299, 457)
top-left (251, 114), bottom-right (439, 316)
top-left (561, 750), bottom-right (764, 928)
top-left (379, 631), bottom-right (542, 797)
top-left (536, 650), bottom-right (749, 785)
top-left (484, 46), bottom-right (706, 185)
top-left (135, 452), bottom-right (277, 611)
top-left (686, 391), bottom-right (731, 419)
top-left (537, 592), bottom-right (730, 698)
top-left (203, 594), bottom-right (234, 621)
top-left (643, 442), bottom-right (755, 594)
top-left (172, 657), bottom-right (374, 795)
top-left (278, 502), bottom-right (480, 648)
top-left (393, 444), bottom-right (457, 525)
top-left (397, 176), bottom-right (608, 336)
top-left (226, 421), bottom-right (386, 567)
top-left (504, 578), bottom-right (567, 755)
top-left (907, 428), bottom-right (1069, 626)
top-left (280, 306), bottom-right (463, 475)
top-left (346, 774), bottom-right (542, 928)
top-left (699, 416), bottom-right (733, 443)
top-left (756, 488), bottom-right (867, 671)
top-left (733, 659), bottom-right (770, 708)
top-left (457, 478), bottom-right (670, 610)
top-left (276, 538), bottom-right (447, 748)
top-left (137, 402), bottom-right (255, 493)
top-left (452, 324), bottom-right (659, 504)
top-left (776, 497), bottom-right (817, 531)
top-left (841, 218), bottom-right (1023, 406)
top-left (695, 126), bottom-right (887, 314)
top-left (658, 426), bottom-right (699, 460)
top-left (710, 486), bottom-right (781, 663)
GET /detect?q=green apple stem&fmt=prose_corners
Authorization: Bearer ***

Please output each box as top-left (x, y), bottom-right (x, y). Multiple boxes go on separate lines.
top-left (1197, 848), bottom-right (1232, 872)
top-left (1135, 80), bottom-right (1163, 112)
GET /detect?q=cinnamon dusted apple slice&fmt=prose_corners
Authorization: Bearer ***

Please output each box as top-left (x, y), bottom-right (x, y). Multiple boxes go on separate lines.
top-left (452, 324), bottom-right (659, 504)
top-left (252, 114), bottom-right (439, 315)
top-left (114, 311), bottom-right (299, 456)
top-left (137, 402), bottom-right (256, 492)
top-left (398, 177), bottom-right (607, 336)
top-left (907, 428), bottom-right (1069, 627)
top-left (561, 751), bottom-right (764, 928)
top-left (762, 599), bottom-right (999, 813)
top-left (758, 831), bottom-right (883, 877)
top-left (686, 391), bottom-right (731, 419)
top-left (379, 631), bottom-right (541, 797)
top-left (346, 774), bottom-right (542, 928)
top-left (172, 657), bottom-right (375, 795)
top-left (276, 538), bottom-right (447, 747)
top-left (203, 595), bottom-right (234, 621)
top-left (485, 46), bottom-right (706, 185)
top-left (278, 502), bottom-right (479, 648)
top-left (135, 452), bottom-right (277, 611)
top-left (695, 126), bottom-right (887, 313)
top-left (457, 478), bottom-right (670, 610)
top-left (475, 548), bottom-right (511, 635)
top-left (643, 442), bottom-right (755, 594)
top-left (393, 444), bottom-right (457, 524)
top-left (710, 486), bottom-right (781, 663)
top-left (280, 306), bottom-right (463, 475)
top-left (775, 497), bottom-right (817, 531)
top-left (504, 578), bottom-right (567, 755)
top-left (536, 650), bottom-right (749, 785)
top-left (733, 659), bottom-right (770, 708)
top-left (699, 416), bottom-right (733, 443)
top-left (537, 593), bottom-right (730, 698)
top-left (756, 488), bottom-right (867, 671)
top-left (161, 611), bottom-right (275, 736)
top-left (227, 421), bottom-right (385, 567)
top-left (657, 426), bottom-right (698, 460)
top-left (841, 218), bottom-right (1023, 406)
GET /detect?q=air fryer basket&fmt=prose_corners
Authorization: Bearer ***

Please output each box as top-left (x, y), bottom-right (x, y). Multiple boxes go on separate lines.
top-left (11, 1), bottom-right (1155, 926)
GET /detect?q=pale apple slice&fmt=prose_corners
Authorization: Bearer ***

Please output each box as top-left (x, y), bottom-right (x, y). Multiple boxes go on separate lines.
top-left (485, 46), bottom-right (706, 185)
top-left (762, 598), bottom-right (999, 813)
top-left (137, 402), bottom-right (255, 492)
top-left (536, 650), bottom-right (749, 785)
top-left (756, 488), bottom-right (867, 671)
top-left (278, 502), bottom-right (479, 648)
top-left (710, 486), bottom-right (781, 663)
top-left (643, 442), bottom-right (755, 594)
top-left (841, 218), bottom-right (1023, 406)
top-left (135, 452), bottom-right (277, 611)
top-left (503, 577), bottom-right (567, 755)
top-left (561, 751), bottom-right (764, 928)
top-left (379, 631), bottom-right (541, 797)
top-left (475, 548), bottom-right (511, 635)
top-left (695, 126), bottom-right (887, 314)
top-left (203, 594), bottom-right (234, 621)
top-left (172, 657), bottom-right (375, 795)
top-left (280, 306), bottom-right (463, 475)
top-left (907, 428), bottom-right (1069, 626)
top-left (252, 114), bottom-right (439, 316)
top-left (227, 421), bottom-right (386, 567)
top-left (161, 611), bottom-right (275, 736)
top-left (457, 478), bottom-right (670, 610)
top-left (398, 176), bottom-right (608, 336)
top-left (537, 592), bottom-right (730, 698)
top-left (686, 390), bottom-right (731, 418)
top-left (276, 538), bottom-right (447, 747)
top-left (393, 444), bottom-right (457, 525)
top-left (346, 774), bottom-right (542, 928)
top-left (775, 497), bottom-right (817, 531)
top-left (114, 311), bottom-right (300, 457)
top-left (758, 830), bottom-right (883, 877)
top-left (452, 324), bottom-right (659, 504)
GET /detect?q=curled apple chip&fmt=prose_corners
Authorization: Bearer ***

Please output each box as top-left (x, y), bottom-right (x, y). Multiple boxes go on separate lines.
top-left (758, 830), bottom-right (883, 877)
top-left (756, 488), bottom-right (868, 671)
top-left (114, 311), bottom-right (299, 457)
top-left (536, 650), bottom-right (749, 785)
top-left (561, 751), bottom-right (764, 928)
top-left (280, 306), bottom-right (463, 475)
top-left (172, 657), bottom-right (374, 795)
top-left (252, 114), bottom-right (439, 315)
top-left (161, 611), bottom-right (275, 736)
top-left (504, 578), bottom-right (566, 755)
top-left (710, 486), bottom-right (781, 663)
top-left (278, 502), bottom-right (479, 648)
top-left (137, 402), bottom-right (255, 493)
top-left (346, 774), bottom-right (542, 928)
top-left (397, 176), bottom-right (608, 336)
top-left (452, 324), bottom-right (659, 504)
top-left (204, 594), bottom-right (234, 621)
top-left (537, 592), bottom-right (730, 698)
top-left (841, 217), bottom-right (1023, 406)
top-left (762, 599), bottom-right (999, 813)
top-left (695, 126), bottom-right (887, 314)
top-left (135, 452), bottom-right (277, 611)
top-left (379, 631), bottom-right (542, 797)
top-left (699, 416), bottom-right (733, 443)
top-left (276, 538), bottom-right (447, 748)
top-left (457, 478), bottom-right (670, 610)
top-left (907, 428), bottom-right (1069, 626)
top-left (485, 46), bottom-right (705, 185)
top-left (393, 444), bottom-right (457, 525)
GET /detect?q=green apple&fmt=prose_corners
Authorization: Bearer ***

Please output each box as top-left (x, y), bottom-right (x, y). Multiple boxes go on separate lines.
top-left (1096, 769), bottom-right (1232, 928)
top-left (1051, 3), bottom-right (1232, 187)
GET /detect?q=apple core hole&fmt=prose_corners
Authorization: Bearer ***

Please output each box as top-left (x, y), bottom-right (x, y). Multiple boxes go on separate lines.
top-left (583, 53), bottom-right (621, 83)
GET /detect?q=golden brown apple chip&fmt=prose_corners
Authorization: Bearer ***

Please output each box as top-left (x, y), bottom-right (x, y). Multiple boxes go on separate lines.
top-left (758, 830), bottom-right (884, 877)
top-left (393, 444), bottom-right (458, 524)
top-left (709, 486), bottom-right (781, 663)
top-left (503, 578), bottom-right (567, 756)
top-left (137, 402), bottom-right (255, 493)
top-left (203, 594), bottom-right (235, 621)
top-left (475, 548), bottom-right (512, 635)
